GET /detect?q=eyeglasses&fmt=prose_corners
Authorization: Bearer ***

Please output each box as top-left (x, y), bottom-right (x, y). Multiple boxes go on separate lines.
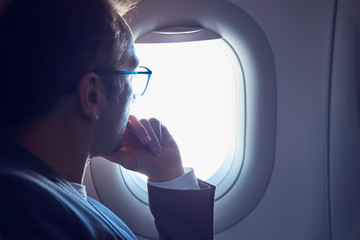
top-left (95, 66), bottom-right (152, 96)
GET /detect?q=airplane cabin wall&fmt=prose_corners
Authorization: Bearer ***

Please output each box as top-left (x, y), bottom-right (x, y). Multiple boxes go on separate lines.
top-left (217, 0), bottom-right (360, 239)
top-left (329, 0), bottom-right (360, 239)
top-left (217, 0), bottom-right (335, 239)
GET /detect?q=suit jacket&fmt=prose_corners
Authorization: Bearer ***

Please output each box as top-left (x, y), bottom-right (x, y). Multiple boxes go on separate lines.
top-left (0, 135), bottom-right (215, 240)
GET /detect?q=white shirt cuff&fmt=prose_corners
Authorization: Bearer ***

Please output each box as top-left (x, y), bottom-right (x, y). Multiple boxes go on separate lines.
top-left (148, 167), bottom-right (200, 190)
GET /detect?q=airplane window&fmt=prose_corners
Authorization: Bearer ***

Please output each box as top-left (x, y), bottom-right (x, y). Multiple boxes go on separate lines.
top-left (121, 38), bottom-right (245, 200)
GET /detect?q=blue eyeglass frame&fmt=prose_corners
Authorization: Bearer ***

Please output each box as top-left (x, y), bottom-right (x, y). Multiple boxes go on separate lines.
top-left (95, 66), bottom-right (152, 96)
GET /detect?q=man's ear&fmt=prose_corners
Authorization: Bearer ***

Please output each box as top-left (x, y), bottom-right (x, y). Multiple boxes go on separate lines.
top-left (77, 72), bottom-right (107, 121)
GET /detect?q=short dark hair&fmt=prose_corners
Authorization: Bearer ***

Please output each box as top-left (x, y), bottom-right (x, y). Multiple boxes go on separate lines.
top-left (0, 0), bottom-right (134, 127)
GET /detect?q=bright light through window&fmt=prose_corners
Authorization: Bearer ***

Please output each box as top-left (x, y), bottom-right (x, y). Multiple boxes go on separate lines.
top-left (130, 39), bottom-right (236, 181)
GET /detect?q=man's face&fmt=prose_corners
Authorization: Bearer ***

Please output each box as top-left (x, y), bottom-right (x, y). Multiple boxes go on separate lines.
top-left (90, 19), bottom-right (139, 157)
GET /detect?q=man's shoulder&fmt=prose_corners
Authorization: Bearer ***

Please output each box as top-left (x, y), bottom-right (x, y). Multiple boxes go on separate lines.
top-left (0, 166), bottom-right (81, 239)
top-left (0, 157), bottom-right (81, 212)
top-left (0, 164), bottom-right (63, 205)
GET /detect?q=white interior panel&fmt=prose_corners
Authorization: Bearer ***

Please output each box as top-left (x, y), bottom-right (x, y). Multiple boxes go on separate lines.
top-left (217, 0), bottom-right (335, 239)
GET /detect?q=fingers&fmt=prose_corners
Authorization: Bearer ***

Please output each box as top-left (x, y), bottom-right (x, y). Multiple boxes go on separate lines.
top-left (149, 118), bottom-right (162, 143)
top-left (140, 119), bottom-right (161, 154)
top-left (128, 115), bottom-right (151, 144)
top-left (160, 124), bottom-right (178, 147)
top-left (128, 115), bottom-right (162, 154)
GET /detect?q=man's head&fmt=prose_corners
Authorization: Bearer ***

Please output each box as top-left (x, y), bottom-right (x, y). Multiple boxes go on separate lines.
top-left (0, 0), bottom-right (136, 128)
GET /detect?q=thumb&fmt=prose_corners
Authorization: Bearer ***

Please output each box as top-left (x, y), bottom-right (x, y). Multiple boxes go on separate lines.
top-left (104, 150), bottom-right (136, 171)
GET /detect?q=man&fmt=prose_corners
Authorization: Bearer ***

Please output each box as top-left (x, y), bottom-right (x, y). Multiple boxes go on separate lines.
top-left (0, 0), bottom-right (215, 239)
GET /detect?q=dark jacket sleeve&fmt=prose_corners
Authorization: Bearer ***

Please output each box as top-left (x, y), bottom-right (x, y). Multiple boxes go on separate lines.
top-left (148, 180), bottom-right (215, 240)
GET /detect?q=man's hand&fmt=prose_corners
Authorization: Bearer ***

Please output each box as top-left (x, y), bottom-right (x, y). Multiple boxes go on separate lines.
top-left (104, 115), bottom-right (184, 182)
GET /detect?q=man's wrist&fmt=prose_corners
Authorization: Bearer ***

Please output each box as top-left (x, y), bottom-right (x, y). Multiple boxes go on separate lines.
top-left (147, 166), bottom-right (184, 183)
top-left (148, 168), bottom-right (200, 190)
